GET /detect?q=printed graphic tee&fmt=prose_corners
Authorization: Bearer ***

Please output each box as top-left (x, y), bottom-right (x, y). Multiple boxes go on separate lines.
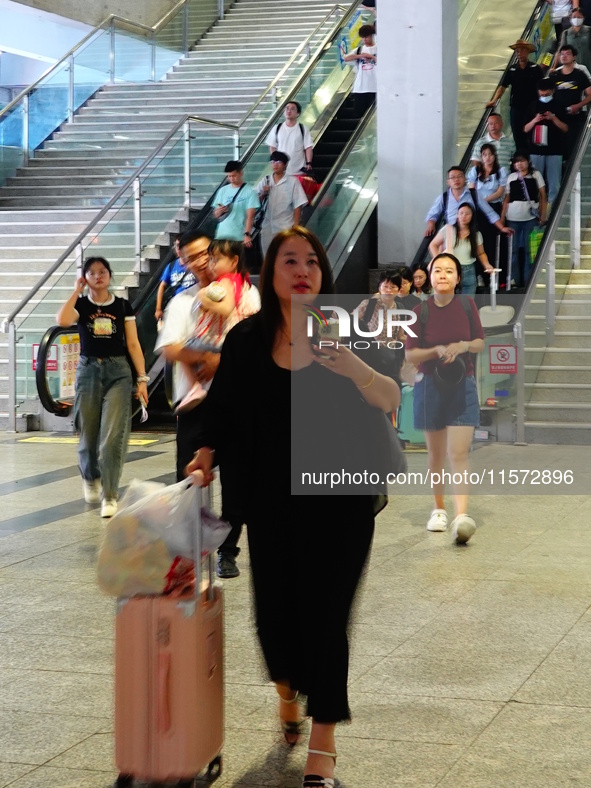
top-left (74, 295), bottom-right (135, 357)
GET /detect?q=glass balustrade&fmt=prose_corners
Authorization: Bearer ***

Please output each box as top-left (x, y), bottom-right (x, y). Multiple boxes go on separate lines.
top-left (0, 0), bottom-right (231, 187)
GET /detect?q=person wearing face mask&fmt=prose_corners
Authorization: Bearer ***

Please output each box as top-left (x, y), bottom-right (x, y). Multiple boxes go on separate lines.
top-left (547, 0), bottom-right (573, 44)
top-left (557, 8), bottom-right (591, 72)
top-left (524, 79), bottom-right (568, 204)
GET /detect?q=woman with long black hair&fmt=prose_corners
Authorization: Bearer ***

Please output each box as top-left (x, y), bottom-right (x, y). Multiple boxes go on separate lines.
top-left (188, 227), bottom-right (399, 788)
top-left (428, 202), bottom-right (496, 295)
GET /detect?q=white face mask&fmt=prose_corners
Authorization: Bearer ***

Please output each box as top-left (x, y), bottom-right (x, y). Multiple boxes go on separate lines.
top-left (539, 95), bottom-right (553, 103)
top-left (572, 16), bottom-right (584, 26)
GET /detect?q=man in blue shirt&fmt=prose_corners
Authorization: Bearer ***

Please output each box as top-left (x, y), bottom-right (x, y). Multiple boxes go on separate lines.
top-left (213, 160), bottom-right (260, 247)
top-left (424, 166), bottom-right (513, 238)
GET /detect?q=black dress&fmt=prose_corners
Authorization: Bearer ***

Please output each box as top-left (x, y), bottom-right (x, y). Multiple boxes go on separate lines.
top-left (198, 314), bottom-right (375, 723)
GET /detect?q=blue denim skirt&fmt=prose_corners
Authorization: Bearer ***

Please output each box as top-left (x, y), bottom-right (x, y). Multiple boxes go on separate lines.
top-left (413, 373), bottom-right (480, 432)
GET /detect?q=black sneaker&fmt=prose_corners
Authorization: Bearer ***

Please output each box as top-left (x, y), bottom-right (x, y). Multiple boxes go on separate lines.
top-left (217, 554), bottom-right (240, 579)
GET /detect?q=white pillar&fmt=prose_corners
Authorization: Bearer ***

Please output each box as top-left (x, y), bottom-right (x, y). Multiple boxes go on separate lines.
top-left (377, 0), bottom-right (458, 263)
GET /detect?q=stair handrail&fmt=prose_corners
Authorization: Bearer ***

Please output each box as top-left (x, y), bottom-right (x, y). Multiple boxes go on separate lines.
top-left (235, 3), bottom-right (352, 129)
top-left (511, 113), bottom-right (591, 443)
top-left (183, 2), bottom-right (366, 223)
top-left (2, 2), bottom-right (361, 329)
top-left (0, 113), bottom-right (238, 331)
top-left (0, 0), bottom-right (233, 123)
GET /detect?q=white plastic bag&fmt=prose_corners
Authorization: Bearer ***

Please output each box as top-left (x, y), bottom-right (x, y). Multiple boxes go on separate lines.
top-left (97, 478), bottom-right (231, 597)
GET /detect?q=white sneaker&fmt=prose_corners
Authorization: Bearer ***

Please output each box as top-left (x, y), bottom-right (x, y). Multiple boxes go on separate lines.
top-left (100, 499), bottom-right (118, 518)
top-left (451, 514), bottom-right (476, 545)
top-left (82, 479), bottom-right (101, 504)
top-left (426, 509), bottom-right (448, 532)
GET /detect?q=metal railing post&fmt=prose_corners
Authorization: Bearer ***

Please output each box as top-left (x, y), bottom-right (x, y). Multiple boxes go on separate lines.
top-left (184, 120), bottom-right (192, 208)
top-left (514, 320), bottom-right (525, 444)
top-left (151, 31), bottom-right (156, 82)
top-left (571, 170), bottom-right (581, 269)
top-left (7, 321), bottom-right (16, 433)
top-left (110, 19), bottom-right (116, 83)
top-left (68, 55), bottom-right (75, 123)
top-left (75, 243), bottom-right (84, 278)
top-left (218, 0), bottom-right (225, 20)
top-left (183, 0), bottom-right (189, 56)
top-left (233, 130), bottom-right (240, 161)
top-left (133, 177), bottom-right (142, 272)
top-left (545, 241), bottom-right (556, 346)
top-left (22, 94), bottom-right (29, 167)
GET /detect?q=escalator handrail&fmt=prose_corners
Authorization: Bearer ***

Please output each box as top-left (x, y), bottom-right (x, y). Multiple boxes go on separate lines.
top-left (35, 326), bottom-right (76, 416)
top-left (35, 325), bottom-right (165, 417)
top-left (2, 3), bottom-right (361, 332)
top-left (513, 111), bottom-right (591, 327)
top-left (410, 0), bottom-right (548, 268)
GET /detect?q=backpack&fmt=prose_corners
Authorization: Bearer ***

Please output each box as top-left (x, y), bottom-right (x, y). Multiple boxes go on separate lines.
top-left (439, 186), bottom-right (480, 225)
top-left (251, 176), bottom-right (270, 240)
top-left (275, 122), bottom-right (305, 142)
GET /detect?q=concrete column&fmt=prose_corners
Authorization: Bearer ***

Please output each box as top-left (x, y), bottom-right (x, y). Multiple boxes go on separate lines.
top-left (377, 0), bottom-right (458, 264)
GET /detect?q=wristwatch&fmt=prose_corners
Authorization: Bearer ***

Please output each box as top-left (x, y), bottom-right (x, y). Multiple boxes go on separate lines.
top-left (137, 375), bottom-right (150, 383)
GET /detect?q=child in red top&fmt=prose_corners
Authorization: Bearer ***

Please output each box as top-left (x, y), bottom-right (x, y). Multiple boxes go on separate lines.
top-left (176, 239), bottom-right (259, 412)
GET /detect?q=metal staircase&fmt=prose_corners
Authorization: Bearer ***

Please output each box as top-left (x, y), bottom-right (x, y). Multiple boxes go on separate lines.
top-left (0, 0), bottom-right (349, 428)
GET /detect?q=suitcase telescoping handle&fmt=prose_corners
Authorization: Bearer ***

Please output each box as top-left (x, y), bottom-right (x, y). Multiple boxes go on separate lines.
top-left (190, 471), bottom-right (215, 601)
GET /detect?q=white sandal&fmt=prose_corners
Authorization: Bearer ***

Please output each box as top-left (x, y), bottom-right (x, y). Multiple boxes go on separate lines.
top-left (303, 748), bottom-right (337, 787)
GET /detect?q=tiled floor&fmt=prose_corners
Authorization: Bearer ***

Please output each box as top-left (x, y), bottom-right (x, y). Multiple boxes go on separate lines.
top-left (0, 431), bottom-right (590, 787)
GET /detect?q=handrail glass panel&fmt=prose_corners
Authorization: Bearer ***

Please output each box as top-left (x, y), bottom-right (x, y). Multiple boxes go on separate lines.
top-left (72, 31), bottom-right (112, 110)
top-left (306, 112), bottom-right (377, 263)
top-left (0, 0), bottom-right (228, 188)
top-left (28, 62), bottom-right (71, 153)
top-left (114, 29), bottom-right (153, 82)
top-left (0, 103), bottom-right (25, 185)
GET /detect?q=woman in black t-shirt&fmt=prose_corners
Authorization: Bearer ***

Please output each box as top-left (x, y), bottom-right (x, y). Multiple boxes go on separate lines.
top-left (56, 257), bottom-right (149, 518)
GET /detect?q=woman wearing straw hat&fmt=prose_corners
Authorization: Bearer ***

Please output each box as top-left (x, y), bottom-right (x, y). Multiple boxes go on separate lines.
top-left (486, 39), bottom-right (544, 151)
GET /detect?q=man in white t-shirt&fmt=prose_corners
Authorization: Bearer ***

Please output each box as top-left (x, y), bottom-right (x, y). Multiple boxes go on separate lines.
top-left (344, 24), bottom-right (377, 116)
top-left (256, 151), bottom-right (308, 255)
top-left (265, 101), bottom-right (314, 175)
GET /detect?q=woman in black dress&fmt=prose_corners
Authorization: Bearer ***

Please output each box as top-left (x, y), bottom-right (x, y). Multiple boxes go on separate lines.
top-left (188, 227), bottom-right (399, 788)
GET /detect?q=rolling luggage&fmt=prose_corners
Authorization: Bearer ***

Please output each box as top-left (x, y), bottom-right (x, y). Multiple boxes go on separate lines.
top-left (114, 485), bottom-right (223, 787)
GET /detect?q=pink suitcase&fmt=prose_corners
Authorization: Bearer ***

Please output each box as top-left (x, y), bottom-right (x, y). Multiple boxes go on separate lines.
top-left (114, 487), bottom-right (223, 787)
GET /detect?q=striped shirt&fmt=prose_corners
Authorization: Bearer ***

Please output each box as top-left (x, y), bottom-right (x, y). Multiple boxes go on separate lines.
top-left (470, 132), bottom-right (514, 169)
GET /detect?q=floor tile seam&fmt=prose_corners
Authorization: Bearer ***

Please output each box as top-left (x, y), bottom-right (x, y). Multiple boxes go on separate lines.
top-left (0, 707), bottom-right (111, 723)
top-left (502, 605), bottom-right (591, 700)
top-left (431, 698), bottom-right (509, 787)
top-left (40, 732), bottom-right (103, 772)
top-left (506, 698), bottom-right (591, 710)
top-left (0, 666), bottom-right (114, 678)
top-left (43, 730), bottom-right (111, 769)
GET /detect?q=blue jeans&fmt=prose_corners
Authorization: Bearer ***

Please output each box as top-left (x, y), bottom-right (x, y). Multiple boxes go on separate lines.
top-left (74, 356), bottom-right (133, 500)
top-left (460, 263), bottom-right (477, 295)
top-left (530, 154), bottom-right (562, 203)
top-left (507, 218), bottom-right (537, 287)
